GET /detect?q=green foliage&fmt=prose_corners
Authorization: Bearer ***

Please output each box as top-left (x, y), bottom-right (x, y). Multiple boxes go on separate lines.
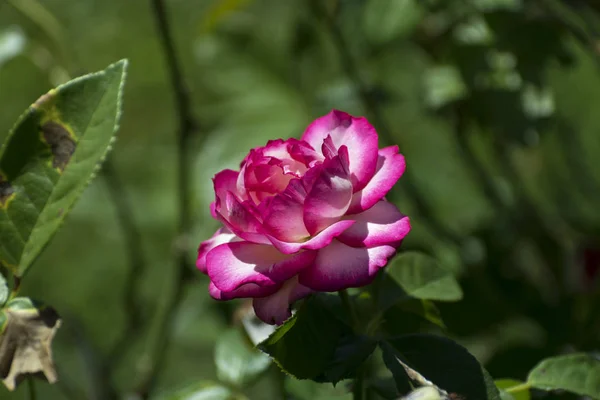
top-left (258, 295), bottom-right (350, 380)
top-left (0, 273), bottom-right (7, 306)
top-left (381, 334), bottom-right (500, 400)
top-left (495, 379), bottom-right (530, 400)
top-left (318, 334), bottom-right (377, 384)
top-left (1, 0), bottom-right (600, 399)
top-left (526, 353), bottom-right (600, 398)
top-left (363, 0), bottom-right (424, 44)
top-left (162, 381), bottom-right (238, 400)
top-left (214, 329), bottom-right (271, 388)
top-left (384, 252), bottom-right (463, 302)
top-left (0, 59), bottom-right (127, 278)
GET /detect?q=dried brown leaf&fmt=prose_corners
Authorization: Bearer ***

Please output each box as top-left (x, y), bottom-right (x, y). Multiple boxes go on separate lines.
top-left (0, 305), bottom-right (61, 391)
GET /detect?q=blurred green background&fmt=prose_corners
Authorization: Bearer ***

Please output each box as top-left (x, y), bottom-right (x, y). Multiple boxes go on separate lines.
top-left (1, 0), bottom-right (599, 398)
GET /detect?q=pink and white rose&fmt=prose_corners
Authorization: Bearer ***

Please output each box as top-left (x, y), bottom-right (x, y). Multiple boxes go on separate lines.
top-left (197, 110), bottom-right (411, 324)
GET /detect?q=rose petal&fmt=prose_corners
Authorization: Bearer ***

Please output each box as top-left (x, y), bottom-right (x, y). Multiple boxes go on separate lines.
top-left (209, 281), bottom-right (281, 300)
top-left (263, 191), bottom-right (310, 243)
top-left (214, 169), bottom-right (242, 208)
top-left (252, 277), bottom-right (313, 325)
top-left (289, 139), bottom-right (323, 167)
top-left (301, 110), bottom-right (378, 191)
top-left (338, 201), bottom-right (410, 248)
top-left (207, 242), bottom-right (316, 292)
top-left (298, 240), bottom-right (396, 291)
top-left (347, 146), bottom-right (406, 214)
top-left (216, 192), bottom-right (270, 244)
top-left (197, 228), bottom-right (237, 273)
top-left (267, 220), bottom-right (355, 254)
top-left (303, 153), bottom-right (353, 235)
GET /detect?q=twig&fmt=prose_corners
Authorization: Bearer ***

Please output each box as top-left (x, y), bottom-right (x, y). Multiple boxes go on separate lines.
top-left (310, 0), bottom-right (461, 245)
top-left (103, 159), bottom-right (146, 364)
top-left (136, 0), bottom-right (199, 397)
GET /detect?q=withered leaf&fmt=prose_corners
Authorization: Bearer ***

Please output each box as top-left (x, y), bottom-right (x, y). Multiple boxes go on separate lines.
top-left (0, 299), bottom-right (61, 391)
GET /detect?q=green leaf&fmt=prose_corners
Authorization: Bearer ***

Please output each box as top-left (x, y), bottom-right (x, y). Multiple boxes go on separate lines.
top-left (0, 272), bottom-right (7, 306)
top-left (385, 252), bottom-right (463, 302)
top-left (495, 379), bottom-right (530, 400)
top-left (0, 26), bottom-right (26, 68)
top-left (214, 329), bottom-right (271, 388)
top-left (285, 378), bottom-right (352, 400)
top-left (0, 59), bottom-right (127, 277)
top-left (423, 66), bottom-right (468, 109)
top-left (258, 294), bottom-right (351, 379)
top-left (319, 334), bottom-right (377, 384)
top-left (161, 380), bottom-right (238, 400)
top-left (363, 0), bottom-right (424, 44)
top-left (381, 334), bottom-right (501, 400)
top-left (527, 353), bottom-right (600, 398)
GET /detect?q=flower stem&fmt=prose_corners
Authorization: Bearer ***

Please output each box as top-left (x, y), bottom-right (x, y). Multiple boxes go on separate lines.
top-left (338, 289), bottom-right (359, 330)
top-left (338, 290), bottom-right (365, 400)
top-left (352, 366), bottom-right (365, 400)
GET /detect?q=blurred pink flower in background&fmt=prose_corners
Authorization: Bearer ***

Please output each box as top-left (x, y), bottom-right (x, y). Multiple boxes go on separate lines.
top-left (197, 110), bottom-right (411, 324)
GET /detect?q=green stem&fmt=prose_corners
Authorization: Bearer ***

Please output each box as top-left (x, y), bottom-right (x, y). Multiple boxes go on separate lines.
top-left (27, 378), bottom-right (36, 400)
top-left (352, 366), bottom-right (365, 400)
top-left (338, 289), bottom-right (359, 330)
top-left (505, 382), bottom-right (532, 394)
top-left (338, 290), bottom-right (365, 400)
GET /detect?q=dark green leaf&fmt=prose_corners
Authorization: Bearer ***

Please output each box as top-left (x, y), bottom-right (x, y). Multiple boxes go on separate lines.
top-left (380, 341), bottom-right (411, 395)
top-left (214, 329), bottom-right (271, 388)
top-left (385, 252), bottom-right (463, 302)
top-left (381, 334), bottom-right (501, 400)
top-left (319, 334), bottom-right (377, 384)
top-left (527, 353), bottom-right (600, 398)
top-left (258, 294), bottom-right (351, 379)
top-left (0, 59), bottom-right (127, 277)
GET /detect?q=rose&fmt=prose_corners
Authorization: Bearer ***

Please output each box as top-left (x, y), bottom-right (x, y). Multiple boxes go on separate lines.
top-left (197, 110), bottom-right (411, 324)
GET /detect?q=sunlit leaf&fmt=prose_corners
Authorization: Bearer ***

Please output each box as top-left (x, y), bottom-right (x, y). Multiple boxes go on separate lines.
top-left (0, 27), bottom-right (26, 68)
top-left (214, 329), bottom-right (271, 387)
top-left (162, 380), bottom-right (238, 400)
top-left (0, 59), bottom-right (127, 277)
top-left (423, 66), bottom-right (468, 109)
top-left (385, 252), bottom-right (463, 301)
top-left (0, 272), bottom-right (7, 306)
top-left (495, 379), bottom-right (530, 400)
top-left (527, 353), bottom-right (600, 398)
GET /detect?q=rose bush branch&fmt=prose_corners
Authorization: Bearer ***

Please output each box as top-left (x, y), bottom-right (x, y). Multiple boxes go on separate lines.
top-left (136, 0), bottom-right (199, 397)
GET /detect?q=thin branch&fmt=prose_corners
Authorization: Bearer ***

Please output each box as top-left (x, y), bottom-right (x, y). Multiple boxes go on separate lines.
top-left (311, 0), bottom-right (461, 245)
top-left (103, 159), bottom-right (146, 364)
top-left (136, 0), bottom-right (199, 397)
